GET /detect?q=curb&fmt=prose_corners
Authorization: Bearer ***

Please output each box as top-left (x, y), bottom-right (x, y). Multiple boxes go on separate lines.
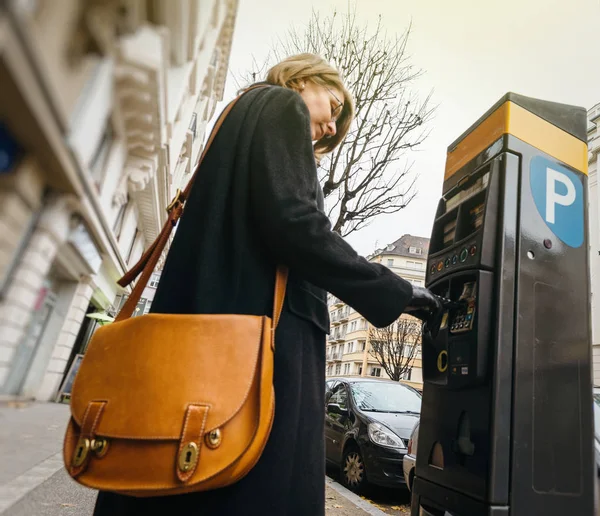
top-left (325, 476), bottom-right (389, 516)
top-left (0, 452), bottom-right (64, 514)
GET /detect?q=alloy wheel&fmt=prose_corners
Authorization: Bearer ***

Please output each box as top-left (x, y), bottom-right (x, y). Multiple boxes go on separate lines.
top-left (343, 450), bottom-right (365, 488)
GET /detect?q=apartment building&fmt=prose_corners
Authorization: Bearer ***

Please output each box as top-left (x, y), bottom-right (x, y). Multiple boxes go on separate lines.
top-left (326, 234), bottom-right (429, 389)
top-left (0, 0), bottom-right (237, 401)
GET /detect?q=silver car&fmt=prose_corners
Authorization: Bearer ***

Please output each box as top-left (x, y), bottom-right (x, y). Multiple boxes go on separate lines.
top-left (402, 420), bottom-right (419, 491)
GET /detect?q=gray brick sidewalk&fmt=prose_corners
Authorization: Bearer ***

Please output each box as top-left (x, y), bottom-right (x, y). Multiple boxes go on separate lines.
top-left (0, 401), bottom-right (71, 513)
top-left (0, 401), bottom-right (382, 515)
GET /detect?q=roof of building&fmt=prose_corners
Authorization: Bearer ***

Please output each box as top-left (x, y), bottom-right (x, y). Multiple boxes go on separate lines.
top-left (368, 234), bottom-right (430, 260)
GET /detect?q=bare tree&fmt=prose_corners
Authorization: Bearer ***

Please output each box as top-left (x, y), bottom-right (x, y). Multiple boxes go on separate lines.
top-left (368, 316), bottom-right (422, 381)
top-left (236, 6), bottom-right (435, 236)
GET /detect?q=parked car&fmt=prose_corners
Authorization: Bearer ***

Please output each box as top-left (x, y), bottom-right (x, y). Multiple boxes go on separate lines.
top-left (324, 376), bottom-right (421, 492)
top-left (402, 420), bottom-right (419, 491)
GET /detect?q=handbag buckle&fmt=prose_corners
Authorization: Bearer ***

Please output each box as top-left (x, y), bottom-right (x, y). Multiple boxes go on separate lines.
top-left (72, 437), bottom-right (91, 467)
top-left (178, 442), bottom-right (199, 472)
top-left (166, 189), bottom-right (183, 213)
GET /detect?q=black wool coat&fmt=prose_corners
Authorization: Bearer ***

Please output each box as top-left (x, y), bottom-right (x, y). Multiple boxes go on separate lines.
top-left (93, 86), bottom-right (413, 516)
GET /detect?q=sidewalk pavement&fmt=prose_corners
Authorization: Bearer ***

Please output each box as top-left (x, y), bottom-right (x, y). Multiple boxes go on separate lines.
top-left (0, 401), bottom-right (383, 515)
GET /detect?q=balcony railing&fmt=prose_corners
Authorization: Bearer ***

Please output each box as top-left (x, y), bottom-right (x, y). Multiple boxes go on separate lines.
top-left (326, 351), bottom-right (343, 362)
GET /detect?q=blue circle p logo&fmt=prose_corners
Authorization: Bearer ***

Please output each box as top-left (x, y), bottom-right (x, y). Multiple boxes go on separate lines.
top-left (529, 156), bottom-right (584, 248)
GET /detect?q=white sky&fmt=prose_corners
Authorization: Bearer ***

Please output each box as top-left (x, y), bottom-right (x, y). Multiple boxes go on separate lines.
top-left (219, 0), bottom-right (600, 255)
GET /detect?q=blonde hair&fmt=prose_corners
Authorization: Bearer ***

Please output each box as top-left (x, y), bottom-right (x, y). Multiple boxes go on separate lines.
top-left (265, 53), bottom-right (354, 157)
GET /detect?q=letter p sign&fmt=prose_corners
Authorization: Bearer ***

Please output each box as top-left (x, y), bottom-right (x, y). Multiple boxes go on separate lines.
top-left (530, 156), bottom-right (584, 248)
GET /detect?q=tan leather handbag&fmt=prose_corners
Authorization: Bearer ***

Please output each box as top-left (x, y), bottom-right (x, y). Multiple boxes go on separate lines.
top-left (63, 85), bottom-right (287, 497)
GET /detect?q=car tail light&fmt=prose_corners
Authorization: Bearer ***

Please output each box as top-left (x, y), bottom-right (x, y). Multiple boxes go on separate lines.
top-left (407, 438), bottom-right (413, 455)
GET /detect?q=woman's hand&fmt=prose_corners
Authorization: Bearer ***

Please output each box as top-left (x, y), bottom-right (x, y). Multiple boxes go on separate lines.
top-left (404, 286), bottom-right (444, 338)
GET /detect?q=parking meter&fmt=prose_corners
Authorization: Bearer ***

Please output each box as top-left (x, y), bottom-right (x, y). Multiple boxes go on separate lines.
top-left (411, 93), bottom-right (595, 515)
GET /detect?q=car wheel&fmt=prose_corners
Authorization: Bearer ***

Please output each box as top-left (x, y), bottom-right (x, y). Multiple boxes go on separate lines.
top-left (341, 445), bottom-right (367, 492)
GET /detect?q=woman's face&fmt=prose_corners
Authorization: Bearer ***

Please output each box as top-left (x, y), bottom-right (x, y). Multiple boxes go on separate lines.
top-left (298, 81), bottom-right (344, 142)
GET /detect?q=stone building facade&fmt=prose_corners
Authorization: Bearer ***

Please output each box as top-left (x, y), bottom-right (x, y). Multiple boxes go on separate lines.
top-left (0, 0), bottom-right (238, 400)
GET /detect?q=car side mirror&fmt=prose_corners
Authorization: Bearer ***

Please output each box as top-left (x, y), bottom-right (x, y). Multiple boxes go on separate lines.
top-left (327, 403), bottom-right (348, 416)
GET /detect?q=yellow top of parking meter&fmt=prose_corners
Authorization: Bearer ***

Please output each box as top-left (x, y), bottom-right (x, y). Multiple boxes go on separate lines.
top-left (445, 93), bottom-right (588, 179)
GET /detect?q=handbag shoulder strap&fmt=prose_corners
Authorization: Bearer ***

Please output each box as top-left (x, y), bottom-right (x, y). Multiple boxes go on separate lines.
top-left (115, 85), bottom-right (288, 325)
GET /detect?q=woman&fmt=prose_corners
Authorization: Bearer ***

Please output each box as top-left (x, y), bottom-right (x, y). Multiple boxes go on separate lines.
top-left (94, 53), bottom-right (441, 516)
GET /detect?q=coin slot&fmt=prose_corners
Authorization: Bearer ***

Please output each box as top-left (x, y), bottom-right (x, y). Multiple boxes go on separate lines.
top-left (437, 350), bottom-right (448, 372)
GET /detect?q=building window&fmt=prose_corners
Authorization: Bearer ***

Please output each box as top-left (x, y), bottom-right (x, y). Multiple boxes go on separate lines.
top-left (89, 123), bottom-right (114, 188)
top-left (189, 112), bottom-right (198, 139)
top-left (409, 247), bottom-right (423, 255)
top-left (335, 364), bottom-right (342, 375)
top-left (126, 228), bottom-right (140, 262)
top-left (387, 259), bottom-right (394, 267)
top-left (350, 321), bottom-right (357, 333)
top-left (407, 261), bottom-right (424, 271)
top-left (344, 363), bottom-right (351, 374)
top-left (149, 276), bottom-right (160, 288)
top-left (357, 364), bottom-right (363, 375)
top-left (113, 197), bottom-right (129, 240)
top-left (347, 341), bottom-right (354, 353)
top-left (360, 341), bottom-right (366, 351)
top-left (0, 199), bottom-right (42, 297)
top-left (370, 367), bottom-right (382, 377)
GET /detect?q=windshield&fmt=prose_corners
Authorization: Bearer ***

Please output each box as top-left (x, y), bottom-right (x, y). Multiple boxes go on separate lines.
top-left (593, 393), bottom-right (600, 438)
top-left (350, 381), bottom-right (422, 413)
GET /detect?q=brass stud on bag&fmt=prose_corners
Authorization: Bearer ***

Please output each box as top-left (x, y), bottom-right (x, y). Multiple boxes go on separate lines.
top-left (72, 437), bottom-right (91, 467)
top-left (178, 442), bottom-right (199, 472)
top-left (205, 428), bottom-right (222, 449)
top-left (91, 438), bottom-right (109, 458)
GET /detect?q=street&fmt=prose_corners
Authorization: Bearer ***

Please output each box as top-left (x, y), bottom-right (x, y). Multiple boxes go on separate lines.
top-left (1, 402), bottom-right (598, 516)
top-left (326, 471), bottom-right (600, 515)
top-left (362, 485), bottom-right (411, 515)
top-left (326, 464), bottom-right (411, 514)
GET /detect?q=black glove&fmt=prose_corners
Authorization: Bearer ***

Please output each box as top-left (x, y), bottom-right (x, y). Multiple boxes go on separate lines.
top-left (404, 286), bottom-right (444, 338)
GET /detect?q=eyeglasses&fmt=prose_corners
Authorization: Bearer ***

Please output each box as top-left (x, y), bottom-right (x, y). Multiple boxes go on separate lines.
top-left (326, 87), bottom-right (344, 123)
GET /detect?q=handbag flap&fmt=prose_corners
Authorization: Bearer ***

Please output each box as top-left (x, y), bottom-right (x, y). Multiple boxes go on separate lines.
top-left (70, 313), bottom-right (268, 439)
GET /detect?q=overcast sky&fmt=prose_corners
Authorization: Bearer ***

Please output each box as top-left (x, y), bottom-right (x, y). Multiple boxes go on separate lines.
top-left (219, 0), bottom-right (600, 255)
